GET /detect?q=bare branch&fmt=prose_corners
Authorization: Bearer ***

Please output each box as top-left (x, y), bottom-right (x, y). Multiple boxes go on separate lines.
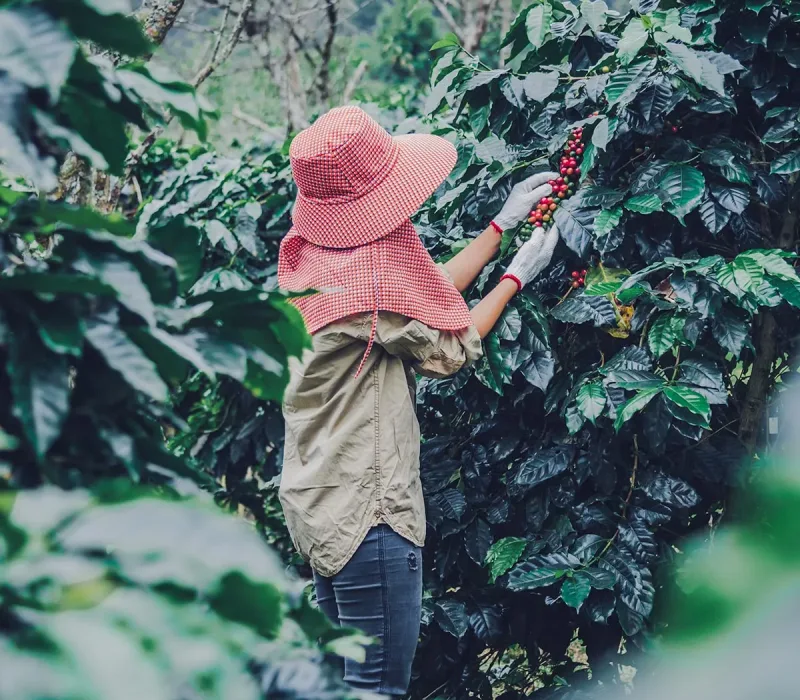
top-left (208, 0), bottom-right (232, 66)
top-left (342, 59), bottom-right (368, 104)
top-left (463, 0), bottom-right (499, 53)
top-left (192, 0), bottom-right (256, 87)
top-left (429, 0), bottom-right (464, 42)
top-left (315, 0), bottom-right (338, 104)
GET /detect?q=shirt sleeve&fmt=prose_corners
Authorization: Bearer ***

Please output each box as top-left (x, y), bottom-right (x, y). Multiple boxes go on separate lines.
top-left (371, 312), bottom-right (483, 379)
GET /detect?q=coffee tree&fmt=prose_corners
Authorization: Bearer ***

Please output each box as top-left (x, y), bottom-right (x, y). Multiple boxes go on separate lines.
top-left (409, 1), bottom-right (800, 697)
top-left (0, 2), bottom-right (365, 697)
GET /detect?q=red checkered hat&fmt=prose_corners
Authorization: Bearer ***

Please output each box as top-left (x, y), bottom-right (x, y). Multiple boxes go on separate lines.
top-left (278, 106), bottom-right (473, 373)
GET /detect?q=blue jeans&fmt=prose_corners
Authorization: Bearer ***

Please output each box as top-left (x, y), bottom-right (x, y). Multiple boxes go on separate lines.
top-left (313, 525), bottom-right (423, 696)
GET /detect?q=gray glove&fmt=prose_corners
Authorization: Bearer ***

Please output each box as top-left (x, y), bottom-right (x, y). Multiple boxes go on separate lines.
top-left (504, 224), bottom-right (559, 288)
top-left (491, 171), bottom-right (560, 232)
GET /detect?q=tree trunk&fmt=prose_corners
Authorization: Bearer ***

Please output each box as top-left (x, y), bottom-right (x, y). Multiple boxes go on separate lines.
top-left (140, 0), bottom-right (187, 49)
top-left (738, 179), bottom-right (800, 453)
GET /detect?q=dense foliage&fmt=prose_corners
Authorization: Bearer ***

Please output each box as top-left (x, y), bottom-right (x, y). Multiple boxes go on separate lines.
top-left (0, 486), bottom-right (366, 700)
top-left (0, 2), bottom-right (361, 697)
top-left (407, 0), bottom-right (800, 696)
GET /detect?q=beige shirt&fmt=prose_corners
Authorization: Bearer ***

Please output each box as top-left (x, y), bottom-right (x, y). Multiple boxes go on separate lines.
top-left (280, 308), bottom-right (482, 577)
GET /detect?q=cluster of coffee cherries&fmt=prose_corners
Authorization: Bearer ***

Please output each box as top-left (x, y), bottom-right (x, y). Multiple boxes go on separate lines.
top-left (570, 269), bottom-right (588, 289)
top-left (517, 126), bottom-right (586, 241)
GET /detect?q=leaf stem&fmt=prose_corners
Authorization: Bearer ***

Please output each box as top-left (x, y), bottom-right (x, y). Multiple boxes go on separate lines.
top-left (671, 346), bottom-right (681, 381)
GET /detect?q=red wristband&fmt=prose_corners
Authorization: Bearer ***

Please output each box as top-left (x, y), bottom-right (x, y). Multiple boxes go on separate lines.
top-left (489, 220), bottom-right (503, 234)
top-left (500, 273), bottom-right (522, 292)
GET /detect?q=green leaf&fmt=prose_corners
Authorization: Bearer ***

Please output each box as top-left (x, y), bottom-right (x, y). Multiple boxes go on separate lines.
top-left (614, 387), bottom-right (661, 431)
top-left (550, 294), bottom-right (617, 327)
top-left (584, 263), bottom-right (628, 296)
top-left (507, 562), bottom-right (565, 591)
top-left (431, 33), bottom-right (460, 50)
top-left (663, 385), bottom-right (711, 423)
top-left (496, 307), bottom-right (522, 341)
top-left (8, 325), bottom-right (70, 458)
top-left (661, 41), bottom-right (725, 95)
top-left (593, 207), bottom-right (622, 239)
top-left (514, 446), bottom-right (571, 490)
top-left (577, 382), bottom-right (606, 424)
top-left (526, 2), bottom-right (553, 48)
top-left (699, 194), bottom-right (731, 235)
top-left (0, 6), bottom-right (76, 101)
top-left (54, 1), bottom-right (152, 57)
top-left (148, 219), bottom-right (203, 295)
top-left (435, 599), bottom-right (469, 637)
top-left (770, 276), bottom-right (800, 309)
top-left (711, 184), bottom-right (749, 214)
top-left (624, 193), bottom-right (663, 214)
top-left (210, 573), bottom-right (283, 640)
top-left (553, 199), bottom-right (596, 257)
top-left (85, 314), bottom-right (168, 402)
top-left (607, 369), bottom-right (664, 390)
top-left (710, 308), bottom-right (749, 356)
top-left (485, 537), bottom-right (528, 583)
top-left (617, 18), bottom-right (649, 65)
top-left (771, 148), bottom-right (800, 175)
top-left (205, 220), bottom-right (238, 254)
top-left (605, 58), bottom-right (657, 107)
top-left (234, 211), bottom-right (259, 256)
top-left (521, 71), bottom-right (560, 102)
top-left (465, 69), bottom-right (508, 90)
top-left (659, 165), bottom-right (706, 223)
top-left (581, 0), bottom-right (608, 32)
top-left (475, 333), bottom-right (513, 394)
top-left (561, 575), bottom-right (592, 610)
top-left (648, 313), bottom-right (686, 357)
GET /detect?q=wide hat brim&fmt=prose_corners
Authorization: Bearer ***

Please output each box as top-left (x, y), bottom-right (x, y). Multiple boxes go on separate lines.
top-left (291, 134), bottom-right (457, 249)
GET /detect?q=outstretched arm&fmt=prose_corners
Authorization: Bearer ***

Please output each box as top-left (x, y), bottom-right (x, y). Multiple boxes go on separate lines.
top-left (470, 224), bottom-right (560, 338)
top-left (443, 171), bottom-right (558, 292)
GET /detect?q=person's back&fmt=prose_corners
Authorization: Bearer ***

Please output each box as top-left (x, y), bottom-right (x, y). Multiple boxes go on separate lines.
top-left (277, 106), bottom-right (560, 696)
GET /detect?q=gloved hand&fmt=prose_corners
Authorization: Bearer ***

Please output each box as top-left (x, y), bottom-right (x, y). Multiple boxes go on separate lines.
top-left (502, 224), bottom-right (560, 289)
top-left (491, 171), bottom-right (560, 232)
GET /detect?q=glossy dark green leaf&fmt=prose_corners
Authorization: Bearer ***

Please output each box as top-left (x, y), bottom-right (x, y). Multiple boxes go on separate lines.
top-left (85, 314), bottom-right (168, 402)
top-left (469, 603), bottom-right (503, 641)
top-left (618, 522), bottom-right (658, 564)
top-left (643, 473), bottom-right (699, 508)
top-left (507, 562), bottom-right (565, 591)
top-left (659, 165), bottom-right (706, 223)
top-left (711, 307), bottom-right (749, 356)
top-left (771, 148), bottom-right (800, 174)
top-left (605, 58), bottom-right (657, 106)
top-left (475, 333), bottom-right (514, 394)
top-left (617, 18), bottom-right (649, 65)
top-left (699, 193), bottom-right (732, 235)
top-left (561, 575), bottom-right (591, 610)
top-left (465, 518), bottom-right (493, 564)
top-left (710, 183), bottom-right (749, 213)
top-left (147, 219), bottom-right (203, 295)
top-left (648, 313), bottom-right (686, 357)
top-left (614, 387), bottom-right (661, 431)
top-left (485, 537), bottom-right (528, 582)
top-left (663, 385), bottom-right (711, 423)
top-left (550, 293), bottom-right (616, 327)
top-left (234, 211), bottom-right (259, 256)
top-left (435, 599), bottom-right (469, 637)
top-left (496, 307), bottom-right (522, 341)
top-left (8, 324), bottom-right (70, 458)
top-left (577, 382), bottom-right (606, 424)
top-left (514, 446), bottom-right (571, 491)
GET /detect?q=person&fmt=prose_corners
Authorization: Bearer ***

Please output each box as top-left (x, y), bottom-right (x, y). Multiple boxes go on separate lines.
top-left (277, 106), bottom-right (560, 696)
